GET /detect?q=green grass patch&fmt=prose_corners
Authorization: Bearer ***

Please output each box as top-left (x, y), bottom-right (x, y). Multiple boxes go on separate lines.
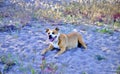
top-left (116, 65), bottom-right (120, 74)
top-left (31, 68), bottom-right (36, 74)
top-left (97, 28), bottom-right (113, 34)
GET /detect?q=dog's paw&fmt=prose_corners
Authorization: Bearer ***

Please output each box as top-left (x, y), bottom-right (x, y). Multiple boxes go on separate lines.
top-left (54, 54), bottom-right (59, 58)
top-left (41, 50), bottom-right (46, 55)
top-left (84, 46), bottom-right (87, 49)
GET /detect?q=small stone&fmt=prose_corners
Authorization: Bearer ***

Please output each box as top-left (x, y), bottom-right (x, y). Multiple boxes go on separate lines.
top-left (101, 47), bottom-right (108, 51)
top-left (106, 50), bottom-right (111, 54)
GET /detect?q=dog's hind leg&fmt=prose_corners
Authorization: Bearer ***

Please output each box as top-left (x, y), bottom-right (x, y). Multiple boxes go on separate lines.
top-left (78, 35), bottom-right (87, 49)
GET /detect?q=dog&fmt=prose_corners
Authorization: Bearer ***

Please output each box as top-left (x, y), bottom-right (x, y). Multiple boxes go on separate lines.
top-left (41, 27), bottom-right (87, 57)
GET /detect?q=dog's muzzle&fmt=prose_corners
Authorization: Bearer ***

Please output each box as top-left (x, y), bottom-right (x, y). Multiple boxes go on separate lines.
top-left (49, 35), bottom-right (57, 42)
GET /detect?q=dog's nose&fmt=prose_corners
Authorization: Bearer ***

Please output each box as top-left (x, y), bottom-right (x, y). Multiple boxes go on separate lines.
top-left (49, 35), bottom-right (52, 39)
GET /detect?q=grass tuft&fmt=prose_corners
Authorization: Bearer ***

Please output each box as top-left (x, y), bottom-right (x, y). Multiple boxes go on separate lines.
top-left (116, 65), bottom-right (120, 74)
top-left (97, 28), bottom-right (113, 34)
top-left (95, 54), bottom-right (106, 61)
top-left (40, 56), bottom-right (58, 74)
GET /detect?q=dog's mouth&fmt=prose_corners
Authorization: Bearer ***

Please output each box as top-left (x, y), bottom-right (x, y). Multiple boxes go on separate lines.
top-left (49, 36), bottom-right (57, 42)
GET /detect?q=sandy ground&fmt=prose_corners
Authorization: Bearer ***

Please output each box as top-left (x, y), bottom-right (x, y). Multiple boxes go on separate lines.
top-left (0, 22), bottom-right (120, 74)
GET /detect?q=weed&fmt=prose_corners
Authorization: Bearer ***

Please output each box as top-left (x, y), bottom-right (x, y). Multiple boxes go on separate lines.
top-left (19, 65), bottom-right (25, 72)
top-left (0, 70), bottom-right (1, 74)
top-left (0, 0), bottom-right (120, 29)
top-left (97, 28), bottom-right (113, 34)
top-left (31, 68), bottom-right (35, 74)
top-left (40, 56), bottom-right (58, 74)
top-left (40, 56), bottom-right (46, 70)
top-left (82, 71), bottom-right (87, 74)
top-left (0, 54), bottom-right (16, 73)
top-left (0, 55), bottom-right (7, 64)
top-left (114, 22), bottom-right (120, 29)
top-left (116, 65), bottom-right (120, 74)
top-left (95, 54), bottom-right (106, 61)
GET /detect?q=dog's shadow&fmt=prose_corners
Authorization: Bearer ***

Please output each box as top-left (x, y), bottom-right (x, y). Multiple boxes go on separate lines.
top-left (54, 46), bottom-right (86, 55)
top-left (51, 48), bottom-right (60, 52)
top-left (42, 44), bottom-right (87, 58)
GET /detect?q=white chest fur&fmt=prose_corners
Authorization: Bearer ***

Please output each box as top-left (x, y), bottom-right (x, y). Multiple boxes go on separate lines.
top-left (50, 41), bottom-right (59, 48)
top-left (49, 33), bottom-right (60, 48)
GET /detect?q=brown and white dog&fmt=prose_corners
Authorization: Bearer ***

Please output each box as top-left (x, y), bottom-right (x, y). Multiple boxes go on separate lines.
top-left (41, 28), bottom-right (87, 57)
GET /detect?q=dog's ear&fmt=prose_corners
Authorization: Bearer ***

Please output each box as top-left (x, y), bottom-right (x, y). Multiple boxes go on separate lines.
top-left (55, 27), bottom-right (59, 31)
top-left (46, 28), bottom-right (49, 33)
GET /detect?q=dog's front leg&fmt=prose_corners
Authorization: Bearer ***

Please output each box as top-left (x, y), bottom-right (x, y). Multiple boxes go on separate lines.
top-left (41, 44), bottom-right (54, 55)
top-left (55, 47), bottom-right (66, 57)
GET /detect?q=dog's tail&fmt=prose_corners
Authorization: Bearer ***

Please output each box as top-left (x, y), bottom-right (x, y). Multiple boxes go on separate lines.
top-left (73, 29), bottom-right (77, 32)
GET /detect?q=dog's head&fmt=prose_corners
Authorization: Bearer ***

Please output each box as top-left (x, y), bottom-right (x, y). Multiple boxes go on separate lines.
top-left (46, 28), bottom-right (60, 42)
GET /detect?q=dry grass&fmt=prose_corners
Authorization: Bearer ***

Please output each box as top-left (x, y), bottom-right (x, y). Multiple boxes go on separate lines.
top-left (0, 0), bottom-right (120, 30)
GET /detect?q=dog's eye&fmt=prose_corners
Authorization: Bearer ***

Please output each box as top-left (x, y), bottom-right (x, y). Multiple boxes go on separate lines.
top-left (52, 32), bottom-right (55, 34)
top-left (48, 33), bottom-right (50, 34)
